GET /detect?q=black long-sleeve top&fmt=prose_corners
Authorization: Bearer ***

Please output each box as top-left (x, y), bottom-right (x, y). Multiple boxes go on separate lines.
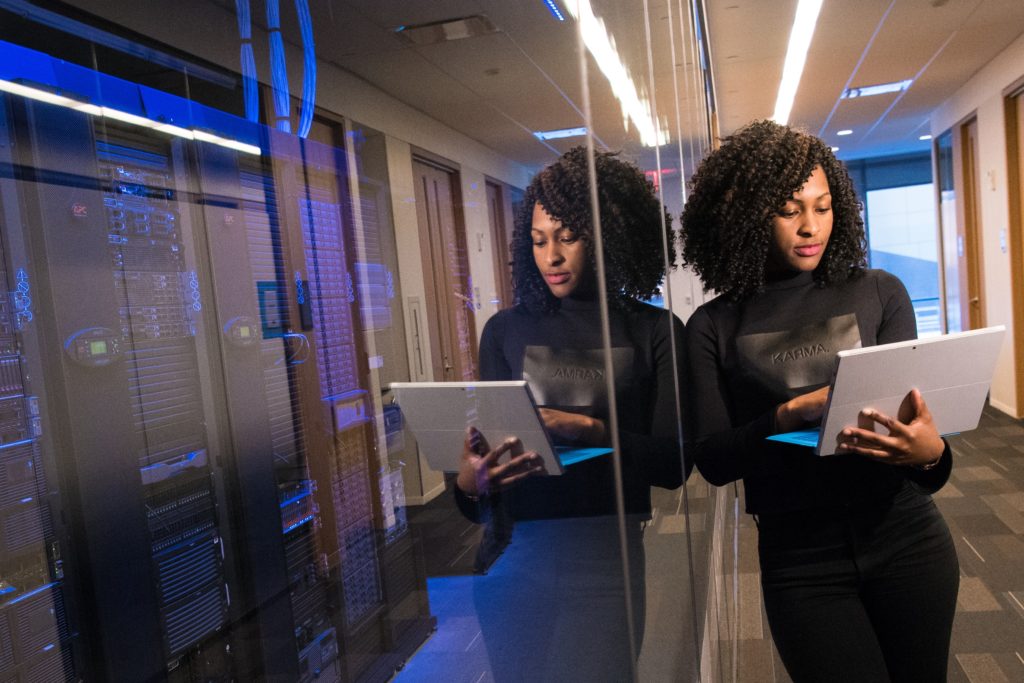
top-left (456, 295), bottom-right (688, 521)
top-left (685, 269), bottom-right (951, 515)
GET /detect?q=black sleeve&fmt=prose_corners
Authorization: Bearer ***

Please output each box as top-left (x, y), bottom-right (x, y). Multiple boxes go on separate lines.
top-left (875, 271), bottom-right (918, 344)
top-left (479, 313), bottom-right (512, 381)
top-left (684, 306), bottom-right (775, 486)
top-left (453, 484), bottom-right (487, 524)
top-left (875, 271), bottom-right (953, 490)
top-left (619, 312), bottom-right (689, 489)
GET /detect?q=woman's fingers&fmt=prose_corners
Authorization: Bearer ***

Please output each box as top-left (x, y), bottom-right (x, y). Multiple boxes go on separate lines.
top-left (481, 436), bottom-right (521, 464)
top-left (491, 451), bottom-right (544, 487)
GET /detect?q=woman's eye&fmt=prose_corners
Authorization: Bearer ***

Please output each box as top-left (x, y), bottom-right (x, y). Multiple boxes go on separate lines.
top-left (560, 235), bottom-right (578, 244)
top-left (779, 210), bottom-right (798, 219)
top-left (533, 241), bottom-right (546, 248)
top-left (816, 206), bottom-right (832, 214)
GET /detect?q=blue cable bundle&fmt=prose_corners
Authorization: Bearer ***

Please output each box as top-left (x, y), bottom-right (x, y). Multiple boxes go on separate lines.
top-left (266, 0), bottom-right (291, 133)
top-left (295, 0), bottom-right (316, 139)
top-left (234, 0), bottom-right (259, 122)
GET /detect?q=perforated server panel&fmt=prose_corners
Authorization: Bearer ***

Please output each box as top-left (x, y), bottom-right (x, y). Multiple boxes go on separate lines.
top-left (95, 137), bottom-right (228, 664)
top-left (238, 162), bottom-right (338, 679)
top-left (0, 97), bottom-right (74, 682)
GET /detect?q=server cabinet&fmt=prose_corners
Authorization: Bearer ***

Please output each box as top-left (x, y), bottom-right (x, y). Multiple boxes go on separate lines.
top-left (0, 76), bottom-right (431, 680)
top-left (12, 100), bottom-right (230, 680)
top-left (0, 98), bottom-right (75, 683)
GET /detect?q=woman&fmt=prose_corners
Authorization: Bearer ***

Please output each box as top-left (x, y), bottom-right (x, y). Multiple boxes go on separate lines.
top-left (680, 120), bottom-right (958, 682)
top-left (453, 146), bottom-right (688, 679)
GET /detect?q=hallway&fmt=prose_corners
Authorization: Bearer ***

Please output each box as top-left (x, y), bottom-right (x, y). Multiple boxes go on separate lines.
top-left (729, 406), bottom-right (1024, 682)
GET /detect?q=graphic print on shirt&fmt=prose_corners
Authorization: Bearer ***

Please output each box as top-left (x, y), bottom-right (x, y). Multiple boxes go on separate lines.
top-left (735, 313), bottom-right (861, 394)
top-left (522, 346), bottom-right (634, 417)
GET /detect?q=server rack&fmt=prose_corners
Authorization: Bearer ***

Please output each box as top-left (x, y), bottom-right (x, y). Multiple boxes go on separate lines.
top-left (1, 73), bottom-right (431, 681)
top-left (0, 101), bottom-right (74, 682)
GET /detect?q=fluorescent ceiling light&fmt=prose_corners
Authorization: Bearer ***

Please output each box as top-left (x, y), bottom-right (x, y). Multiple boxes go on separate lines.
top-left (830, 146), bottom-right (839, 152)
top-left (771, 0), bottom-right (823, 125)
top-left (919, 134), bottom-right (932, 141)
top-left (0, 79), bottom-right (86, 109)
top-left (0, 79), bottom-right (261, 155)
top-left (543, 0), bottom-right (566, 21)
top-left (533, 126), bottom-right (587, 140)
top-left (564, 1), bottom-right (669, 147)
top-left (837, 129), bottom-right (852, 136)
top-left (192, 129), bottom-right (262, 155)
top-left (841, 79), bottom-right (912, 99)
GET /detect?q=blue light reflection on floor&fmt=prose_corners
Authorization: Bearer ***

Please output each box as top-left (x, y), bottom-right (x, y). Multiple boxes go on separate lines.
top-left (394, 518), bottom-right (639, 682)
top-left (394, 576), bottom-right (488, 682)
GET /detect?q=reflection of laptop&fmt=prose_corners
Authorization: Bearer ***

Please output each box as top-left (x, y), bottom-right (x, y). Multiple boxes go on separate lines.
top-left (767, 326), bottom-right (1005, 455)
top-left (390, 381), bottom-right (613, 475)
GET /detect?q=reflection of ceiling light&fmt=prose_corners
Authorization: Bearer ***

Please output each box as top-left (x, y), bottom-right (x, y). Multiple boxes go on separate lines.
top-left (394, 15), bottom-right (497, 45)
top-left (533, 126), bottom-right (586, 140)
top-left (0, 79), bottom-right (261, 155)
top-left (564, 1), bottom-right (669, 147)
top-left (837, 129), bottom-right (852, 136)
top-left (772, 0), bottom-right (823, 125)
top-left (841, 79), bottom-right (913, 99)
top-left (543, 0), bottom-right (566, 21)
top-left (919, 134), bottom-right (933, 141)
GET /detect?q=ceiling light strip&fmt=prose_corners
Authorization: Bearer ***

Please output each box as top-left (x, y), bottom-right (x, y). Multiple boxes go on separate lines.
top-left (0, 79), bottom-right (261, 155)
top-left (533, 126), bottom-right (587, 140)
top-left (771, 0), bottom-right (823, 125)
top-left (841, 79), bottom-right (911, 99)
top-left (543, 0), bottom-right (566, 21)
top-left (565, 0), bottom-right (668, 146)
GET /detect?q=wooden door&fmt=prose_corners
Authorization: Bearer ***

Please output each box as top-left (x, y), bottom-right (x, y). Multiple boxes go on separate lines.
top-left (957, 118), bottom-right (986, 329)
top-left (412, 158), bottom-right (476, 381)
top-left (1006, 92), bottom-right (1024, 415)
top-left (486, 181), bottom-right (514, 310)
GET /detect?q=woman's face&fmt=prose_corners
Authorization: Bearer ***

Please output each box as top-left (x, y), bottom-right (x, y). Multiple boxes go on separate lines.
top-left (531, 202), bottom-right (590, 298)
top-left (768, 165), bottom-right (833, 274)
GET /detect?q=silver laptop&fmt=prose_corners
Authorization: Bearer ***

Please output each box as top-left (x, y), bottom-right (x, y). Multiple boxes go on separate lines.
top-left (767, 325), bottom-right (1005, 455)
top-left (390, 380), bottom-right (613, 475)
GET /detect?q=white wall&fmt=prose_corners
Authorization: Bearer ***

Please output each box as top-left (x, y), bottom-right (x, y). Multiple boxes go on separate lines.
top-left (930, 31), bottom-right (1024, 417)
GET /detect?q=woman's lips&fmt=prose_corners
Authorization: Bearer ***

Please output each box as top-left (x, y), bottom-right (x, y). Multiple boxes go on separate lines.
top-left (545, 272), bottom-right (570, 285)
top-left (795, 244), bottom-right (822, 257)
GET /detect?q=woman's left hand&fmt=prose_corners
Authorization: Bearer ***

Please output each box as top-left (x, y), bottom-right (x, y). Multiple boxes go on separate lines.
top-left (835, 388), bottom-right (945, 468)
top-left (538, 408), bottom-right (608, 446)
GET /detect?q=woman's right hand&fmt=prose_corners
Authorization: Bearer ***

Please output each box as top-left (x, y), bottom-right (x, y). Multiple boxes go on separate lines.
top-left (455, 426), bottom-right (547, 497)
top-left (775, 386), bottom-right (830, 433)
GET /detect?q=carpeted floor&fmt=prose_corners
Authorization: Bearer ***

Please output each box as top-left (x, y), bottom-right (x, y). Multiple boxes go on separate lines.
top-left (400, 405), bottom-right (1024, 682)
top-left (729, 405), bottom-right (1024, 682)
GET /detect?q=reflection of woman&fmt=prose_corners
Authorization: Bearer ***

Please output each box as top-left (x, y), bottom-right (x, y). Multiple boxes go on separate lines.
top-left (681, 121), bottom-right (958, 682)
top-left (453, 147), bottom-right (687, 678)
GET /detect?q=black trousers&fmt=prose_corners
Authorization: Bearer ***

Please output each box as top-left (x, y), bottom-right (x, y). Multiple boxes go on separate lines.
top-left (757, 482), bottom-right (959, 683)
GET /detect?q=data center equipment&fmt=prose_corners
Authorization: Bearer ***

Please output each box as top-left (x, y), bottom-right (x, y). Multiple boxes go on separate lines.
top-left (0, 41), bottom-right (433, 681)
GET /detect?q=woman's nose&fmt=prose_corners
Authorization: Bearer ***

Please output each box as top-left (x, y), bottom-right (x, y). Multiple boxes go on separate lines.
top-left (798, 214), bottom-right (820, 236)
top-left (545, 243), bottom-right (564, 264)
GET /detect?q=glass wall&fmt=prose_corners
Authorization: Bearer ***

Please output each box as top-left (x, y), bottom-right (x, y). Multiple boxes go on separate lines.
top-left (865, 184), bottom-right (942, 336)
top-left (0, 1), bottom-right (727, 681)
top-left (848, 153), bottom-right (943, 336)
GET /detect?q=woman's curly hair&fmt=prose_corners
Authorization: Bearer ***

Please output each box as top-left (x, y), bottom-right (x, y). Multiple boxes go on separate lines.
top-left (512, 146), bottom-right (674, 313)
top-left (679, 120), bottom-right (867, 301)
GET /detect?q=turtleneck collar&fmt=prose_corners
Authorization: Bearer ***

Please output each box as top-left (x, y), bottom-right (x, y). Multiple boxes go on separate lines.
top-left (763, 269), bottom-right (816, 291)
top-left (557, 292), bottom-right (601, 312)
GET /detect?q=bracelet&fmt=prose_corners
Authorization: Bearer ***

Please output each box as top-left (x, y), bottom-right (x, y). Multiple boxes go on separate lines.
top-left (914, 455), bottom-right (941, 471)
